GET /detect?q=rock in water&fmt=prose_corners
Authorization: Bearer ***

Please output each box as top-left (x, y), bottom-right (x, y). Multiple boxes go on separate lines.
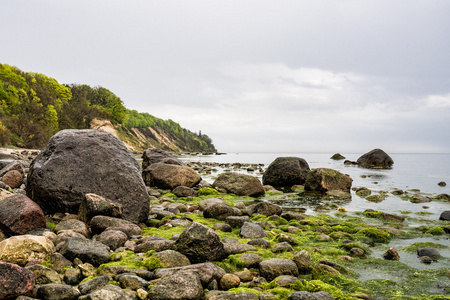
top-left (26, 129), bottom-right (149, 223)
top-left (262, 157), bottom-right (310, 187)
top-left (304, 168), bottom-right (352, 193)
top-left (357, 148), bottom-right (394, 169)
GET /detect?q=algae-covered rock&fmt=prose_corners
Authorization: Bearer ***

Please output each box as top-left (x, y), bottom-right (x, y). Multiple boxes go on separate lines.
top-left (304, 168), bottom-right (352, 193)
top-left (330, 153), bottom-right (346, 160)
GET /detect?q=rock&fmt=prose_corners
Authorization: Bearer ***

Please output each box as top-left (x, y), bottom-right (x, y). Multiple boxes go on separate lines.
top-left (281, 211), bottom-right (306, 221)
top-left (289, 291), bottom-right (335, 300)
top-left (0, 160), bottom-right (25, 178)
top-left (438, 181), bottom-right (446, 187)
top-left (0, 235), bottom-right (55, 266)
top-left (142, 148), bottom-right (183, 170)
top-left (63, 267), bottom-right (83, 285)
top-left (223, 242), bottom-right (257, 255)
top-left (357, 149), bottom-right (394, 169)
top-left (294, 250), bottom-right (313, 274)
top-left (78, 193), bottom-right (123, 223)
top-left (1, 170), bottom-right (23, 189)
top-left (36, 283), bottom-right (80, 300)
top-left (60, 237), bottom-right (110, 266)
top-left (203, 203), bottom-right (236, 221)
top-left (315, 264), bottom-right (340, 275)
top-left (78, 284), bottom-right (133, 300)
top-left (47, 253), bottom-right (72, 273)
top-left (89, 215), bottom-right (142, 237)
top-left (25, 129), bottom-right (149, 223)
top-left (220, 273), bottom-right (240, 290)
top-left (53, 231), bottom-right (86, 248)
top-left (274, 275), bottom-right (300, 287)
top-left (247, 238), bottom-right (271, 249)
top-left (54, 219), bottom-right (90, 238)
top-left (436, 194), bottom-right (450, 201)
top-left (212, 172), bottom-right (265, 197)
top-left (0, 262), bottom-right (35, 299)
top-left (226, 216), bottom-right (251, 228)
top-left (214, 223), bottom-right (232, 232)
top-left (304, 168), bottom-right (352, 193)
top-left (417, 248), bottom-right (440, 259)
top-left (246, 202), bottom-right (283, 216)
top-left (173, 186), bottom-right (198, 197)
top-left (0, 188), bottom-right (14, 201)
top-left (240, 222), bottom-right (269, 239)
top-left (419, 256), bottom-right (433, 264)
top-left (117, 273), bottom-right (150, 290)
top-left (0, 194), bottom-right (46, 235)
top-left (355, 187), bottom-right (372, 197)
top-left (98, 229), bottom-right (128, 250)
top-left (149, 270), bottom-right (203, 300)
top-left (234, 268), bottom-right (254, 282)
top-left (26, 264), bottom-right (62, 284)
top-left (410, 194), bottom-right (432, 203)
top-left (155, 262), bottom-right (226, 288)
top-left (153, 250), bottom-right (191, 268)
top-left (259, 258), bottom-right (299, 282)
top-left (134, 236), bottom-right (175, 253)
top-left (78, 276), bottom-right (112, 295)
top-left (382, 247), bottom-right (400, 260)
top-left (330, 153), bottom-right (346, 160)
top-left (439, 211), bottom-right (450, 221)
top-left (199, 197), bottom-right (227, 211)
top-left (350, 248), bottom-right (365, 258)
top-left (205, 290), bottom-right (259, 300)
top-left (173, 222), bottom-right (226, 263)
top-left (143, 163), bottom-right (201, 189)
top-left (262, 157), bottom-right (310, 187)
top-left (272, 242), bottom-right (294, 253)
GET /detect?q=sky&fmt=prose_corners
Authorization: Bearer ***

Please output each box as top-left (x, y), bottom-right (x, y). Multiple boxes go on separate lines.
top-left (1, 0), bottom-right (450, 153)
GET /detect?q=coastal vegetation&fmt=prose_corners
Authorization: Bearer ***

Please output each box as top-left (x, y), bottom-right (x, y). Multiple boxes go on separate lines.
top-left (0, 63), bottom-right (215, 152)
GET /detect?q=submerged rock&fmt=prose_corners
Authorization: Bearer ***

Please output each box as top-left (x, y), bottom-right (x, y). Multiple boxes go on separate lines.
top-left (304, 168), bottom-right (352, 193)
top-left (262, 157), bottom-right (310, 187)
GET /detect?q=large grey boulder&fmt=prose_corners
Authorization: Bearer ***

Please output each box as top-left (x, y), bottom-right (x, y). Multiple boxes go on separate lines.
top-left (143, 163), bottom-right (201, 189)
top-left (212, 172), bottom-right (265, 197)
top-left (357, 148), bottom-right (394, 169)
top-left (262, 157), bottom-right (310, 187)
top-left (173, 222), bottom-right (227, 263)
top-left (25, 129), bottom-right (149, 223)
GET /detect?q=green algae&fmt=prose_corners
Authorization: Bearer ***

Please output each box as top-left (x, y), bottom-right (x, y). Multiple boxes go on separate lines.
top-left (198, 187), bottom-right (221, 196)
top-left (401, 242), bottom-right (448, 253)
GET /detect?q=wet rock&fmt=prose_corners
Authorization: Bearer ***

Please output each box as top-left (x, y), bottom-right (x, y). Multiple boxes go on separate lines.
top-left (355, 187), bottom-right (371, 197)
top-left (246, 202), bottom-right (283, 216)
top-left (419, 256), bottom-right (433, 264)
top-left (153, 250), bottom-right (191, 268)
top-left (383, 247), bottom-right (400, 260)
top-left (220, 273), bottom-right (240, 290)
top-left (155, 262), bottom-right (226, 287)
top-left (143, 163), bottom-right (201, 189)
top-left (1, 170), bottom-right (23, 189)
top-left (294, 250), bottom-right (312, 274)
top-left (436, 194), bottom-right (450, 201)
top-left (259, 258), bottom-right (299, 282)
top-left (281, 211), bottom-right (306, 221)
top-left (439, 211), bottom-right (450, 221)
top-left (262, 157), bottom-right (311, 187)
top-left (304, 168), bottom-right (352, 193)
top-left (117, 273), bottom-right (150, 290)
top-left (89, 215), bottom-right (142, 237)
top-left (78, 284), bottom-right (133, 300)
top-left (98, 229), bottom-right (128, 250)
top-left (78, 193), bottom-right (123, 223)
top-left (289, 291), bottom-right (335, 300)
top-left (212, 172), bottom-right (265, 197)
top-left (410, 194), bottom-right (432, 203)
top-left (0, 235), bottom-right (55, 266)
top-left (417, 248), bottom-right (440, 259)
top-left (357, 148), bottom-right (393, 169)
top-left (36, 283), bottom-right (80, 300)
top-left (173, 186), bottom-right (198, 197)
top-left (60, 237), bottom-right (110, 266)
top-left (203, 202), bottom-right (236, 221)
top-left (330, 153), bottom-right (346, 160)
top-left (26, 264), bottom-right (62, 284)
top-left (26, 129), bottom-right (150, 223)
top-left (0, 262), bottom-right (36, 299)
top-left (148, 270), bottom-right (203, 300)
top-left (142, 148), bottom-right (183, 170)
top-left (173, 222), bottom-right (227, 263)
top-left (54, 219), bottom-right (90, 238)
top-left (350, 248), bottom-right (365, 258)
top-left (223, 241), bottom-right (257, 255)
top-left (240, 222), bottom-right (269, 239)
top-left (438, 181), bottom-right (447, 187)
top-left (78, 276), bottom-right (112, 295)
top-left (0, 194), bottom-right (46, 235)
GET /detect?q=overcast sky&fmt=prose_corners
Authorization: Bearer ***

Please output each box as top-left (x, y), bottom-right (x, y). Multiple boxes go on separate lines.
top-left (2, 0), bottom-right (450, 153)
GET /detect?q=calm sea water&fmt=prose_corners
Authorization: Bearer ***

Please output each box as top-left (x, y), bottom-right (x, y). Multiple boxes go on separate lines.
top-left (178, 152), bottom-right (450, 219)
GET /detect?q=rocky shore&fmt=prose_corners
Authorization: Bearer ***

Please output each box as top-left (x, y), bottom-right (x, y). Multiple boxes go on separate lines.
top-left (0, 130), bottom-right (449, 300)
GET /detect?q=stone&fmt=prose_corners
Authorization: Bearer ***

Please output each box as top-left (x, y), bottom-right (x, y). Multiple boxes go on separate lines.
top-left (246, 201), bottom-right (283, 217)
top-left (53, 230), bottom-right (86, 248)
top-left (78, 276), bottom-right (113, 295)
top-left (0, 262), bottom-right (35, 299)
top-left (330, 153), bottom-right (346, 160)
top-left (234, 268), bottom-right (254, 282)
top-left (89, 215), bottom-right (142, 237)
top-left (199, 197), bottom-right (228, 211)
top-left (357, 148), bottom-right (394, 169)
top-left (304, 168), bottom-right (352, 193)
top-left (247, 238), bottom-right (271, 249)
top-left (212, 172), bottom-right (265, 197)
top-left (0, 160), bottom-right (25, 178)
top-left (417, 248), bottom-right (440, 259)
top-left (220, 273), bottom-right (240, 290)
top-left (78, 284), bottom-right (133, 300)
top-left (204, 291), bottom-right (259, 300)
top-left (315, 264), bottom-right (340, 275)
top-left (438, 181), bottom-right (447, 187)
top-left (0, 235), bottom-right (55, 266)
top-left (214, 223), bottom-right (232, 232)
top-left (223, 242), bottom-right (258, 255)
top-left (383, 247), bottom-right (400, 260)
top-left (25, 129), bottom-right (149, 223)
top-left (26, 264), bottom-right (62, 284)
top-left (78, 193), bottom-right (123, 223)
top-left (272, 242), bottom-right (294, 253)
top-left (148, 270), bottom-right (203, 300)
top-left (350, 248), bottom-right (365, 258)
top-left (63, 267), bottom-right (83, 285)
top-left (117, 273), bottom-right (150, 290)
top-left (154, 262), bottom-right (226, 287)
top-left (419, 256), bottom-right (433, 264)
top-left (240, 222), bottom-right (269, 239)
top-left (134, 237), bottom-right (175, 253)
top-left (36, 283), bottom-right (80, 300)
top-left (293, 250), bottom-right (312, 274)
top-left (54, 218), bottom-right (90, 238)
top-left (48, 253), bottom-right (73, 273)
top-left (1, 170), bottom-right (23, 189)
top-left (226, 216), bottom-right (251, 228)
top-left (238, 253), bottom-right (263, 268)
top-left (60, 237), bottom-right (110, 266)
top-left (289, 291), bottom-right (335, 300)
top-left (143, 163), bottom-right (201, 189)
top-left (173, 222), bottom-right (227, 263)
top-left (153, 250), bottom-right (191, 268)
top-left (0, 194), bottom-right (46, 235)
top-left (203, 202), bottom-right (236, 221)
top-left (259, 258), bottom-right (299, 282)
top-left (173, 186), bottom-right (198, 197)
top-left (439, 211), bottom-right (450, 221)
top-left (98, 229), bottom-right (128, 250)
top-left (142, 148), bottom-right (183, 170)
top-left (262, 157), bottom-right (311, 187)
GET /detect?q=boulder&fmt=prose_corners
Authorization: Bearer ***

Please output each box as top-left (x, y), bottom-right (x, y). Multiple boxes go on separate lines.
top-left (212, 172), bottom-right (265, 197)
top-left (203, 202), bottom-right (236, 221)
top-left (89, 215), bottom-right (142, 237)
top-left (0, 235), bottom-right (55, 266)
top-left (36, 283), bottom-right (81, 300)
top-left (417, 248), bottom-right (440, 259)
top-left (0, 160), bottom-right (25, 178)
top-left (77, 276), bottom-right (112, 295)
top-left (330, 153), bottom-right (346, 160)
top-left (25, 129), bottom-right (149, 223)
top-left (259, 258), bottom-right (299, 282)
top-left (78, 284), bottom-right (133, 300)
top-left (173, 222), bottom-right (227, 263)
top-left (220, 273), bottom-right (240, 290)
top-left (439, 211), bottom-right (450, 221)
top-left (246, 201), bottom-right (283, 216)
top-left (357, 148), bottom-right (394, 169)
top-left (304, 168), bottom-right (352, 193)
top-left (1, 170), bottom-right (23, 189)
top-left (60, 237), bottom-right (110, 266)
top-left (153, 250), bottom-right (191, 268)
top-left (226, 216), bottom-right (251, 228)
top-left (117, 273), bottom-right (150, 290)
top-left (135, 236), bottom-right (175, 253)
top-left (26, 264), bottom-right (62, 284)
top-left (78, 193), bottom-right (123, 223)
top-left (54, 219), bottom-right (90, 238)
top-left (173, 186), bottom-right (198, 197)
top-left (148, 270), bottom-right (203, 300)
top-left (98, 229), bottom-right (128, 250)
top-left (0, 262), bottom-right (36, 299)
top-left (223, 241), bottom-right (258, 255)
top-left (293, 250), bottom-right (313, 273)
top-left (0, 194), bottom-right (46, 235)
top-left (262, 157), bottom-right (310, 187)
top-left (154, 262), bottom-right (226, 287)
top-left (199, 197), bottom-right (227, 211)
top-left (142, 148), bottom-right (183, 170)
top-left (289, 291), bottom-right (335, 300)
top-left (143, 163), bottom-right (201, 189)
top-left (238, 253), bottom-right (263, 269)
top-left (240, 222), bottom-right (269, 239)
